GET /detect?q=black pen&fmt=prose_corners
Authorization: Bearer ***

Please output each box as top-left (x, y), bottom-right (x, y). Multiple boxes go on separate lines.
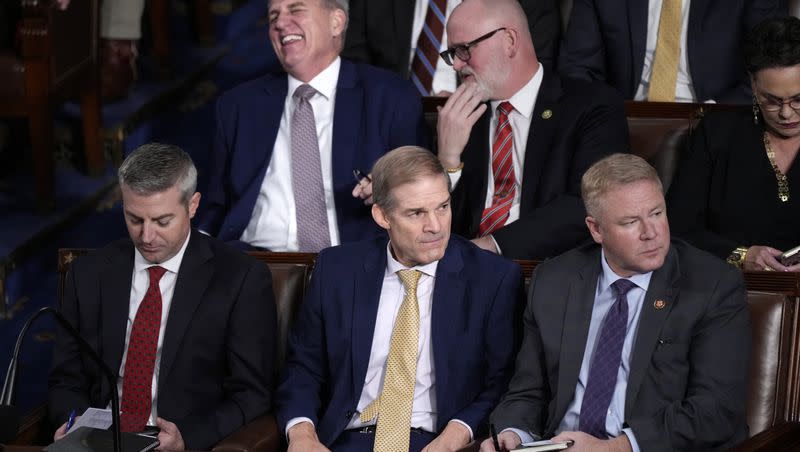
top-left (490, 423), bottom-right (502, 451)
top-left (352, 168), bottom-right (372, 183)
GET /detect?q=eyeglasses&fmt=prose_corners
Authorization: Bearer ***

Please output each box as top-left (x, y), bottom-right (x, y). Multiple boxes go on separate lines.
top-left (756, 92), bottom-right (800, 112)
top-left (439, 27), bottom-right (506, 66)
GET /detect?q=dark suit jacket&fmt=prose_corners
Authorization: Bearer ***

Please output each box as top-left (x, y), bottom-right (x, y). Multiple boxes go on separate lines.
top-left (558, 0), bottom-right (785, 103)
top-left (451, 71), bottom-right (628, 259)
top-left (275, 234), bottom-right (524, 446)
top-left (343, 0), bottom-right (562, 76)
top-left (491, 240), bottom-right (750, 451)
top-left (199, 59), bottom-right (429, 244)
top-left (48, 232), bottom-right (277, 450)
top-left (667, 109), bottom-right (800, 258)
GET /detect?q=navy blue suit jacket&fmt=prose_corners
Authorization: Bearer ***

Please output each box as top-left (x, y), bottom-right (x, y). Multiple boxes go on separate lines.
top-left (558, 0), bottom-right (785, 103)
top-left (199, 59), bottom-right (429, 244)
top-left (276, 234), bottom-right (524, 445)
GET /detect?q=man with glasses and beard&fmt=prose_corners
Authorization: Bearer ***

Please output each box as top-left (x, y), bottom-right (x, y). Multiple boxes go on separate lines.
top-left (436, 0), bottom-right (629, 260)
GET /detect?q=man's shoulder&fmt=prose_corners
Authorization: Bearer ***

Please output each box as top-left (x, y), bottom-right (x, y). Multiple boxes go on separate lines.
top-left (670, 239), bottom-right (742, 285)
top-left (217, 71), bottom-right (286, 108)
top-left (343, 59), bottom-right (419, 96)
top-left (534, 242), bottom-right (599, 275)
top-left (553, 73), bottom-right (625, 110)
top-left (448, 235), bottom-right (521, 275)
top-left (69, 238), bottom-right (134, 271)
top-left (191, 232), bottom-right (265, 271)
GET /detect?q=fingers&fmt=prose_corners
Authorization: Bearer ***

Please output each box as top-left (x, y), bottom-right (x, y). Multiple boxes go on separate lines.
top-left (156, 417), bottom-right (175, 433)
top-left (54, 422), bottom-right (67, 441)
top-left (351, 179), bottom-right (374, 205)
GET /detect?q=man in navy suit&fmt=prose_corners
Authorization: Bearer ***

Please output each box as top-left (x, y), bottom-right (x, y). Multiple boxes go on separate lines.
top-left (558, 0), bottom-right (784, 103)
top-left (199, 0), bottom-right (428, 251)
top-left (276, 146), bottom-right (524, 451)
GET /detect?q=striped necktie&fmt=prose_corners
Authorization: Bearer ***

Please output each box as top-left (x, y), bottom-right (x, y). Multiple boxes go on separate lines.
top-left (648, 0), bottom-right (683, 101)
top-left (479, 101), bottom-right (515, 236)
top-left (410, 0), bottom-right (447, 95)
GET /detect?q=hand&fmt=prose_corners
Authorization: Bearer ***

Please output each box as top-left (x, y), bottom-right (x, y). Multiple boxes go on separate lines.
top-left (471, 235), bottom-right (498, 254)
top-left (436, 82), bottom-right (487, 170)
top-left (433, 90), bottom-right (453, 98)
top-left (287, 422), bottom-right (330, 452)
top-left (351, 175), bottom-right (374, 205)
top-left (53, 416), bottom-right (81, 441)
top-left (479, 430), bottom-right (521, 451)
top-left (156, 417), bottom-right (185, 451)
top-left (422, 421), bottom-right (471, 452)
top-left (55, 0), bottom-right (70, 10)
top-left (743, 245), bottom-right (787, 272)
top-left (551, 431), bottom-right (632, 452)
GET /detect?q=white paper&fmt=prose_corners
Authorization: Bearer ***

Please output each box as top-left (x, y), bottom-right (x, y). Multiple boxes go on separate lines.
top-left (70, 407), bottom-right (113, 431)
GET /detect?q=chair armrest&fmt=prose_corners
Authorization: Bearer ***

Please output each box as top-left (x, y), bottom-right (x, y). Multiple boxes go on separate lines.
top-left (726, 421), bottom-right (800, 451)
top-left (212, 415), bottom-right (279, 452)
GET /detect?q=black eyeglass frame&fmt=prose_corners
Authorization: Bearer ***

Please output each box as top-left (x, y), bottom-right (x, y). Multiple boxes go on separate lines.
top-left (439, 27), bottom-right (507, 66)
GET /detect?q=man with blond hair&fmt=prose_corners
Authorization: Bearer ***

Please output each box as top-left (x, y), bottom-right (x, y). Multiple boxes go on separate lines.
top-left (483, 153), bottom-right (750, 452)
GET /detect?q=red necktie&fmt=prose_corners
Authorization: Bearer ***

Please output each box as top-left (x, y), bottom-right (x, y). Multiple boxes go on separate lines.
top-left (479, 102), bottom-right (516, 236)
top-left (120, 265), bottom-right (167, 432)
top-left (410, 0), bottom-right (447, 95)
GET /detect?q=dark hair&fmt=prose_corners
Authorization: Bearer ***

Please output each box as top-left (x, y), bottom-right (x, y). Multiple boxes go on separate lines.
top-left (744, 17), bottom-right (800, 74)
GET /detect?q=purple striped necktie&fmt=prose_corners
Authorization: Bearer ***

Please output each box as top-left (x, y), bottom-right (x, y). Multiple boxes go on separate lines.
top-left (410, 0), bottom-right (447, 95)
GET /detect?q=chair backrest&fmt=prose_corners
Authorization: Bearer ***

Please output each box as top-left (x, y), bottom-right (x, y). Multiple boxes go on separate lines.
top-left (745, 291), bottom-right (800, 436)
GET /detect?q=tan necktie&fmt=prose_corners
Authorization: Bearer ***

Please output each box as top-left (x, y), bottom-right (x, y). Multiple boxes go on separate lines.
top-left (359, 269), bottom-right (422, 452)
top-left (648, 0), bottom-right (682, 101)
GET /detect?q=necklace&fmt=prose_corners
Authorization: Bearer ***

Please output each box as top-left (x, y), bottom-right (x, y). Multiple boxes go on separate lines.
top-left (763, 132), bottom-right (790, 202)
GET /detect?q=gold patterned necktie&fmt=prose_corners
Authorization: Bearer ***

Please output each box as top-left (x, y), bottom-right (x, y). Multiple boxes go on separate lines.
top-left (648, 0), bottom-right (682, 101)
top-left (359, 269), bottom-right (422, 452)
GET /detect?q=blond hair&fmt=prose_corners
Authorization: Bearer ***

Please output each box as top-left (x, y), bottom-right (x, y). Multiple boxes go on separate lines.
top-left (581, 153), bottom-right (662, 217)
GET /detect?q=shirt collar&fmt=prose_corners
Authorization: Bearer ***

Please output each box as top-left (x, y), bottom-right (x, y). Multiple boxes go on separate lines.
top-left (490, 63), bottom-right (544, 119)
top-left (287, 57), bottom-right (341, 101)
top-left (385, 242), bottom-right (439, 278)
top-left (599, 249), bottom-right (653, 293)
top-left (134, 230), bottom-right (192, 275)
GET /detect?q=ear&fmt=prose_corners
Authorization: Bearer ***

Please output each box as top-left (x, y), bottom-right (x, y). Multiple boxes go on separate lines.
top-left (505, 28), bottom-right (518, 58)
top-left (188, 192), bottom-right (201, 219)
top-left (372, 204), bottom-right (391, 230)
top-left (585, 215), bottom-right (603, 245)
top-left (330, 7), bottom-right (346, 37)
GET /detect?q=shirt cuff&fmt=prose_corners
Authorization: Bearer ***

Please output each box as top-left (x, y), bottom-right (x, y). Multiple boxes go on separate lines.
top-left (622, 427), bottom-right (640, 452)
top-left (502, 427), bottom-right (537, 444)
top-left (447, 170), bottom-right (462, 189)
top-left (285, 417), bottom-right (315, 438)
top-left (448, 419), bottom-right (474, 441)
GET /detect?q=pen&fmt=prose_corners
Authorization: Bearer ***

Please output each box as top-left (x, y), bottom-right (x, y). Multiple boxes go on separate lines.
top-left (65, 409), bottom-right (77, 433)
top-left (490, 423), bottom-right (501, 451)
top-left (352, 168), bottom-right (372, 183)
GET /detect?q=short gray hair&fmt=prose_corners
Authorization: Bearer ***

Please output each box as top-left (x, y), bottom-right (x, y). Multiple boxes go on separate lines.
top-left (372, 146), bottom-right (450, 212)
top-left (118, 143), bottom-right (197, 205)
top-left (581, 153), bottom-right (662, 218)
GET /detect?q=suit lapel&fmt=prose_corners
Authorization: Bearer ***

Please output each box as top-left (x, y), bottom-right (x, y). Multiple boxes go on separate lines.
top-left (332, 60), bottom-right (363, 232)
top-left (158, 233), bottom-right (214, 387)
top-left (624, 246), bottom-right (680, 416)
top-left (628, 0), bottom-right (648, 98)
top-left (258, 75), bottom-right (289, 187)
top-left (520, 71), bottom-right (561, 208)
top-left (394, 1), bottom-right (415, 77)
top-left (464, 108), bottom-right (491, 236)
top-left (550, 253), bottom-right (601, 432)
top-left (431, 240), bottom-right (465, 430)
top-left (100, 243), bottom-right (135, 379)
top-left (350, 238), bottom-right (388, 399)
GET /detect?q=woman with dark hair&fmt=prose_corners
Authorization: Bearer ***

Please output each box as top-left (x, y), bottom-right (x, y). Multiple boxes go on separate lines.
top-left (667, 16), bottom-right (800, 272)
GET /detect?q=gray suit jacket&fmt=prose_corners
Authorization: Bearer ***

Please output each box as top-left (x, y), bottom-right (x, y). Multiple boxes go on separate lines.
top-left (491, 240), bottom-right (750, 451)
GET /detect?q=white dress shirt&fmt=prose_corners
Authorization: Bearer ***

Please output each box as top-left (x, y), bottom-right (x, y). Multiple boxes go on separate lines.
top-left (286, 243), bottom-right (473, 438)
top-left (448, 64), bottom-right (544, 228)
top-left (115, 231), bottom-right (191, 426)
top-left (239, 58), bottom-right (342, 250)
top-left (634, 0), bottom-right (696, 102)
top-left (410, 0), bottom-right (460, 94)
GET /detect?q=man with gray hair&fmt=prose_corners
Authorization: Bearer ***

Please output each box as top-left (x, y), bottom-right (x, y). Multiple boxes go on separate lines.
top-left (49, 143), bottom-right (276, 451)
top-left (201, 0), bottom-right (428, 252)
top-left (277, 145), bottom-right (523, 451)
top-left (482, 153), bottom-right (750, 451)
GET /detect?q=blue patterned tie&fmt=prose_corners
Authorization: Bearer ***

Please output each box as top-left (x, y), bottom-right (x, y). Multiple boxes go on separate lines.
top-left (291, 84), bottom-right (331, 252)
top-left (578, 278), bottom-right (637, 438)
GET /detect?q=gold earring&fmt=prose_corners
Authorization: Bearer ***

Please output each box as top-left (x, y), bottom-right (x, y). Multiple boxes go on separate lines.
top-left (753, 96), bottom-right (760, 125)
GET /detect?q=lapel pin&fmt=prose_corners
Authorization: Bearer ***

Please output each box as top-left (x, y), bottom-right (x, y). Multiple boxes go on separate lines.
top-left (654, 299), bottom-right (666, 310)
top-left (541, 109), bottom-right (553, 119)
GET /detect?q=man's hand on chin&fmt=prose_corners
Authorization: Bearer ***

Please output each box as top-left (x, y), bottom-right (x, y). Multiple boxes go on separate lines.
top-left (287, 422), bottom-right (331, 452)
top-left (422, 421), bottom-right (471, 452)
top-left (156, 417), bottom-right (185, 451)
top-left (551, 431), bottom-right (633, 452)
top-left (471, 235), bottom-right (498, 254)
